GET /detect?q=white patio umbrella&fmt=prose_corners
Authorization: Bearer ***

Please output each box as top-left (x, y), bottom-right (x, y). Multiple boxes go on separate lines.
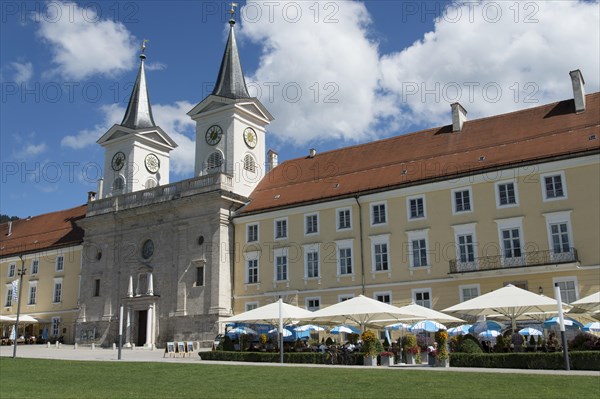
top-left (372, 303), bottom-right (463, 327)
top-left (410, 320), bottom-right (447, 333)
top-left (304, 295), bottom-right (425, 331)
top-left (443, 284), bottom-right (568, 330)
top-left (582, 322), bottom-right (600, 333)
top-left (519, 327), bottom-right (543, 336)
top-left (0, 315), bottom-right (15, 322)
top-left (569, 291), bottom-right (600, 315)
top-left (384, 322), bottom-right (411, 331)
top-left (447, 324), bottom-right (473, 336)
top-left (479, 330), bottom-right (501, 339)
top-left (268, 328), bottom-right (291, 337)
top-left (220, 300), bottom-right (314, 326)
top-left (226, 326), bottom-right (257, 335)
top-left (293, 324), bottom-right (324, 332)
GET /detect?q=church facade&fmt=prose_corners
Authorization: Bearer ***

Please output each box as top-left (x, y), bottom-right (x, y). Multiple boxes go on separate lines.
top-left (76, 17), bottom-right (271, 348)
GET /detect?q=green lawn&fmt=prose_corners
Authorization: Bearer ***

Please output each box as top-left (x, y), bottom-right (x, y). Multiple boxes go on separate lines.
top-left (0, 358), bottom-right (598, 399)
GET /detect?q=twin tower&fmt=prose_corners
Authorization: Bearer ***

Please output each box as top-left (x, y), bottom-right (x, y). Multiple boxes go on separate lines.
top-left (97, 20), bottom-right (273, 200)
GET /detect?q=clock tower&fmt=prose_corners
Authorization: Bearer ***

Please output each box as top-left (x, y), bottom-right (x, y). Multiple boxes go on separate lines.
top-left (188, 12), bottom-right (273, 198)
top-left (97, 41), bottom-right (177, 198)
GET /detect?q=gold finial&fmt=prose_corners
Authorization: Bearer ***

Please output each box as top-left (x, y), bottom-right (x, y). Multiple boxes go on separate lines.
top-left (228, 2), bottom-right (238, 25)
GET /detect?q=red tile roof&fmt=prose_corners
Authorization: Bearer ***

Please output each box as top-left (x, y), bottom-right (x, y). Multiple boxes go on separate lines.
top-left (0, 205), bottom-right (87, 258)
top-left (242, 93), bottom-right (600, 214)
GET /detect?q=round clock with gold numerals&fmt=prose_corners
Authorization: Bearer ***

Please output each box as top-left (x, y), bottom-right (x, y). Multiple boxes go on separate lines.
top-left (111, 151), bottom-right (126, 171)
top-left (144, 153), bottom-right (160, 174)
top-left (205, 125), bottom-right (223, 146)
top-left (243, 127), bottom-right (257, 149)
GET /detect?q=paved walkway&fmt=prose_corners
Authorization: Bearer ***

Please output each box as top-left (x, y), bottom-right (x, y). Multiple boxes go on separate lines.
top-left (1, 345), bottom-right (598, 376)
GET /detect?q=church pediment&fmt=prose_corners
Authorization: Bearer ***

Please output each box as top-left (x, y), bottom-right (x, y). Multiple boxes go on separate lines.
top-left (97, 124), bottom-right (177, 150)
top-left (188, 95), bottom-right (273, 124)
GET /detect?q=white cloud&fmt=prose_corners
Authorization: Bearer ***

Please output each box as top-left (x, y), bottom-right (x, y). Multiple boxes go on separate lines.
top-left (61, 101), bottom-right (197, 176)
top-left (11, 61), bottom-right (33, 83)
top-left (146, 62), bottom-right (167, 71)
top-left (379, 0), bottom-right (600, 127)
top-left (13, 142), bottom-right (47, 160)
top-left (35, 1), bottom-right (137, 80)
top-left (240, 1), bottom-right (396, 146)
top-left (239, 1), bottom-right (599, 147)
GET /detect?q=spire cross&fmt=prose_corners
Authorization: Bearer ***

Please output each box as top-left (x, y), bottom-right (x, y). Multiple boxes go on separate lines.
top-left (228, 2), bottom-right (238, 25)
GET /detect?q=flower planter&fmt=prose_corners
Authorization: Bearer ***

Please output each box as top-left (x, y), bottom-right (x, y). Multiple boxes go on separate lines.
top-left (363, 356), bottom-right (378, 366)
top-left (405, 353), bottom-right (416, 365)
top-left (381, 356), bottom-right (394, 367)
top-left (437, 358), bottom-right (450, 368)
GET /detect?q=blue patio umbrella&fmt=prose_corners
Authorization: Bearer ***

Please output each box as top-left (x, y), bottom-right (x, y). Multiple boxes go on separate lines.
top-left (226, 326), bottom-right (257, 335)
top-left (384, 322), bottom-right (411, 331)
top-left (447, 324), bottom-right (473, 336)
top-left (330, 325), bottom-right (360, 334)
top-left (518, 327), bottom-right (543, 336)
top-left (542, 317), bottom-right (583, 330)
top-left (478, 330), bottom-right (501, 339)
top-left (582, 322), bottom-right (600, 333)
top-left (469, 320), bottom-right (504, 334)
top-left (409, 320), bottom-right (446, 333)
top-left (294, 324), bottom-right (325, 332)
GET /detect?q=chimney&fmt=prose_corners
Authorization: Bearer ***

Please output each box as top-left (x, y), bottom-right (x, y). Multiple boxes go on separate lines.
top-left (7, 221), bottom-right (12, 236)
top-left (451, 102), bottom-right (467, 132)
top-left (569, 69), bottom-right (586, 113)
top-left (309, 148), bottom-right (317, 158)
top-left (267, 149), bottom-right (278, 172)
top-left (87, 191), bottom-right (97, 202)
top-left (97, 178), bottom-right (104, 199)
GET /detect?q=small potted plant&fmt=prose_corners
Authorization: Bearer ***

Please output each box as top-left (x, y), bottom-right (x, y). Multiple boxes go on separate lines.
top-left (380, 351), bottom-right (395, 367)
top-left (402, 334), bottom-right (419, 365)
top-left (435, 329), bottom-right (449, 367)
top-left (361, 330), bottom-right (382, 366)
top-left (259, 334), bottom-right (267, 351)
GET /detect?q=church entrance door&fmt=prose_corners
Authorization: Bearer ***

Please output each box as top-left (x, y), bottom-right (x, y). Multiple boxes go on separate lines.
top-left (137, 310), bottom-right (147, 346)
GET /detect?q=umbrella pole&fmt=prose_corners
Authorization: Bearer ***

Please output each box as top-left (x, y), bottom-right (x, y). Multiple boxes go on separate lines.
top-left (279, 298), bottom-right (283, 364)
top-left (553, 284), bottom-right (570, 371)
top-left (12, 256), bottom-right (26, 359)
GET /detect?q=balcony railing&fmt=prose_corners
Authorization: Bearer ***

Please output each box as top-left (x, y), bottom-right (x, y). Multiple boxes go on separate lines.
top-left (87, 173), bottom-right (234, 216)
top-left (449, 248), bottom-right (578, 274)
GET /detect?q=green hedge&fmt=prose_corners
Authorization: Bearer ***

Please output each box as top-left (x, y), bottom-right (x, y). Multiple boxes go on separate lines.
top-left (450, 351), bottom-right (600, 371)
top-left (200, 351), bottom-right (366, 365)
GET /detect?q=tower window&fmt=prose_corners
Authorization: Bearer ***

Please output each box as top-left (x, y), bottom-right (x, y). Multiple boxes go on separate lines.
top-left (244, 154), bottom-right (256, 173)
top-left (113, 176), bottom-right (125, 191)
top-left (145, 178), bottom-right (157, 189)
top-left (207, 152), bottom-right (223, 171)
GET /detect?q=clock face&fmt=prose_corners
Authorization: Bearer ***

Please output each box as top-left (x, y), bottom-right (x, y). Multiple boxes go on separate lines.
top-left (205, 125), bottom-right (223, 145)
top-left (145, 153), bottom-right (160, 174)
top-left (141, 239), bottom-right (154, 259)
top-left (111, 152), bottom-right (126, 171)
top-left (243, 127), bottom-right (257, 149)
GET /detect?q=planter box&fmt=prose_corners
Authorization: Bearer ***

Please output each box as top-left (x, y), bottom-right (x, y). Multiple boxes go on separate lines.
top-left (405, 353), bottom-right (416, 365)
top-left (381, 356), bottom-right (394, 367)
top-left (364, 356), bottom-right (378, 366)
top-left (437, 358), bottom-right (450, 368)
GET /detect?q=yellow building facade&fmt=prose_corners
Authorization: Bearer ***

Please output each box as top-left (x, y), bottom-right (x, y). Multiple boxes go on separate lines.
top-left (0, 206), bottom-right (86, 344)
top-left (232, 89), bottom-right (600, 318)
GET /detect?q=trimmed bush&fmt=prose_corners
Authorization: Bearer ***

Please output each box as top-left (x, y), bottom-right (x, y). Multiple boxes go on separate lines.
top-left (450, 351), bottom-right (600, 371)
top-left (199, 350), bottom-right (366, 365)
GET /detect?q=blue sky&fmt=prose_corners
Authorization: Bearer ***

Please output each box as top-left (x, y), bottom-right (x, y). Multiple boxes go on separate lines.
top-left (1, 0), bottom-right (599, 218)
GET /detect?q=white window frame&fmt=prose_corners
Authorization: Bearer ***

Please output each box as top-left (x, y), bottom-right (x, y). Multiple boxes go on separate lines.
top-left (452, 223), bottom-right (478, 272)
top-left (543, 211), bottom-right (574, 261)
top-left (245, 301), bottom-right (259, 311)
top-left (31, 259), bottom-right (39, 275)
top-left (370, 201), bottom-right (388, 226)
top-left (338, 294), bottom-right (354, 302)
top-left (459, 284), bottom-right (480, 302)
top-left (303, 244), bottom-right (320, 280)
top-left (305, 297), bottom-right (321, 311)
top-left (369, 234), bottom-right (391, 273)
top-left (407, 229), bottom-right (430, 269)
top-left (28, 281), bottom-right (38, 305)
top-left (51, 317), bottom-right (60, 336)
top-left (335, 239), bottom-right (354, 277)
top-left (274, 247), bottom-right (289, 282)
top-left (55, 255), bottom-right (64, 272)
top-left (53, 278), bottom-right (63, 303)
top-left (4, 285), bottom-right (13, 307)
top-left (274, 217), bottom-right (288, 240)
top-left (374, 291), bottom-right (392, 304)
top-left (246, 223), bottom-right (259, 243)
top-left (304, 212), bottom-right (320, 236)
top-left (244, 251), bottom-right (260, 284)
top-left (552, 276), bottom-right (579, 304)
top-left (407, 195), bottom-right (426, 220)
top-left (495, 179), bottom-right (519, 208)
top-left (541, 170), bottom-right (568, 202)
top-left (336, 207), bottom-right (352, 231)
top-left (495, 217), bottom-right (525, 266)
top-left (452, 187), bottom-right (474, 214)
top-left (412, 288), bottom-right (432, 308)
top-left (8, 263), bottom-right (16, 278)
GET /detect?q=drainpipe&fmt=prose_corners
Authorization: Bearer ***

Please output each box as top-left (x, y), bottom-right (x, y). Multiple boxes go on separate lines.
top-left (354, 196), bottom-right (366, 295)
